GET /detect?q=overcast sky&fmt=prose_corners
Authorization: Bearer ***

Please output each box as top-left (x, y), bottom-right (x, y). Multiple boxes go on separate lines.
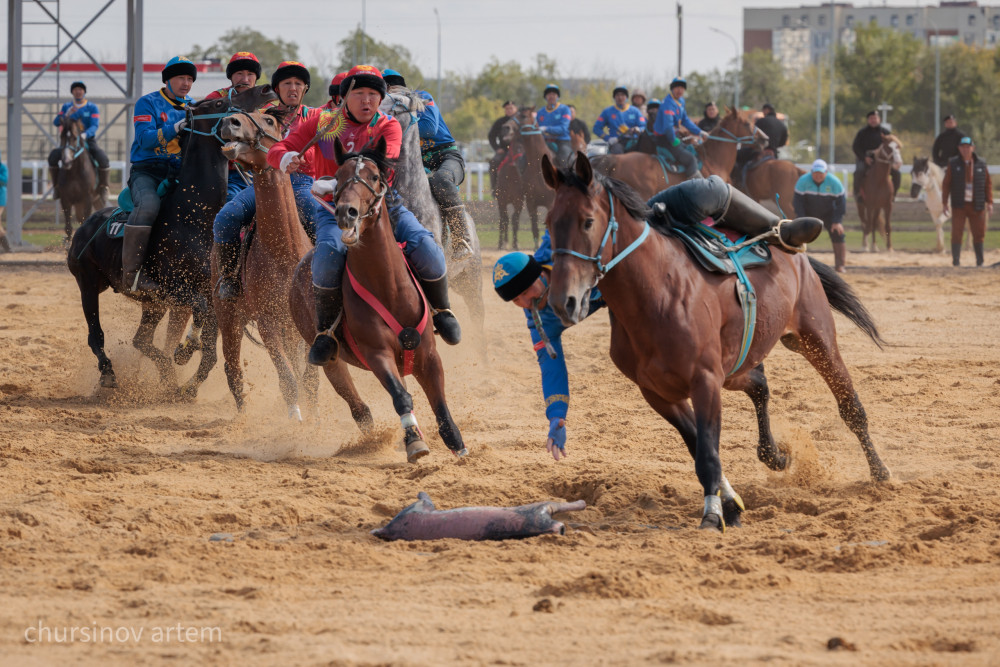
top-left (5, 0), bottom-right (929, 84)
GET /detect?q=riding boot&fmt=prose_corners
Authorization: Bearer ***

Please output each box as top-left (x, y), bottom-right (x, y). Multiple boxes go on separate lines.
top-left (721, 185), bottom-right (823, 250)
top-left (951, 243), bottom-right (962, 267)
top-left (216, 241), bottom-right (242, 302)
top-left (442, 204), bottom-right (474, 261)
top-left (96, 167), bottom-right (111, 203)
top-left (832, 241), bottom-right (847, 273)
top-left (0, 233), bottom-right (10, 254)
top-left (122, 224), bottom-right (160, 294)
top-left (49, 166), bottom-right (61, 200)
top-left (418, 275), bottom-right (461, 345)
top-left (308, 285), bottom-right (342, 366)
top-left (974, 242), bottom-right (985, 267)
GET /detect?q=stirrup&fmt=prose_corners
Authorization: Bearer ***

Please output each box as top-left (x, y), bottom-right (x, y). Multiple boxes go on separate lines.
top-left (773, 219), bottom-right (806, 253)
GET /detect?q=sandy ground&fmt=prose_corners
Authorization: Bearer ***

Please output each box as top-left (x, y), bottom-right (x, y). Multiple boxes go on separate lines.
top-left (1, 246), bottom-right (999, 666)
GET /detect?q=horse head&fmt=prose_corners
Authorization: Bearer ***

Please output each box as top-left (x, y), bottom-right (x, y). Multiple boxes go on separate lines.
top-left (60, 118), bottom-right (86, 166)
top-left (515, 106), bottom-right (538, 133)
top-left (499, 116), bottom-right (519, 149)
top-left (381, 86), bottom-right (426, 133)
top-left (332, 136), bottom-right (390, 246)
top-left (219, 108), bottom-right (285, 169)
top-left (911, 156), bottom-right (929, 197)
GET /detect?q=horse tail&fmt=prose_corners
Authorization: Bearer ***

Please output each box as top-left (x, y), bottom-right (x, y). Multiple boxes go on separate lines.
top-left (807, 256), bottom-right (885, 349)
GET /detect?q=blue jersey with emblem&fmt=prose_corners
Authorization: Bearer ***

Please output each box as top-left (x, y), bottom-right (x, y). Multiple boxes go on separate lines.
top-left (129, 88), bottom-right (192, 167)
top-left (593, 104), bottom-right (646, 140)
top-left (654, 95), bottom-right (701, 142)
top-left (536, 104), bottom-right (572, 141)
top-left (793, 172), bottom-right (846, 224)
top-left (54, 101), bottom-right (101, 136)
top-left (521, 231), bottom-right (604, 421)
top-left (413, 90), bottom-right (456, 153)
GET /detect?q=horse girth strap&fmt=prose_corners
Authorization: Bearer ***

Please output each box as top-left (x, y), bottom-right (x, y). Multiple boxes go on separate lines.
top-left (553, 189), bottom-right (651, 278)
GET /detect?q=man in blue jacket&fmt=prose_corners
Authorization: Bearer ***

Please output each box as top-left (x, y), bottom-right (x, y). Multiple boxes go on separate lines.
top-left (536, 83), bottom-right (573, 167)
top-left (123, 56), bottom-right (196, 294)
top-left (593, 85), bottom-right (646, 154)
top-left (49, 81), bottom-right (110, 202)
top-left (382, 69), bottom-right (473, 260)
top-left (653, 77), bottom-right (708, 179)
top-left (793, 159), bottom-right (847, 273)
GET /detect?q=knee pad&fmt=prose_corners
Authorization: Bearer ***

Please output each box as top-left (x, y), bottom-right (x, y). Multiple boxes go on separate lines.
top-left (310, 242), bottom-right (347, 289)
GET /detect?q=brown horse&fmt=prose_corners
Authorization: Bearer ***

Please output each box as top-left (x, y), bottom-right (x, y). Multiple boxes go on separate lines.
top-left (742, 158), bottom-right (804, 214)
top-left (288, 138), bottom-right (467, 462)
top-left (57, 119), bottom-right (104, 241)
top-left (857, 134), bottom-right (901, 252)
top-left (509, 106), bottom-right (553, 249)
top-left (590, 107), bottom-right (759, 200)
top-left (541, 153), bottom-right (890, 531)
top-left (494, 117), bottom-right (525, 249)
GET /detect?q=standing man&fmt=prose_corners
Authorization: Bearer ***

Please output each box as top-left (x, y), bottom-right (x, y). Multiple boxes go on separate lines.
top-left (755, 103), bottom-right (788, 156)
top-left (794, 159), bottom-right (848, 273)
top-left (653, 77), bottom-right (708, 179)
top-left (382, 68), bottom-right (474, 260)
top-left (49, 81), bottom-right (110, 202)
top-left (932, 114), bottom-right (965, 169)
top-left (698, 101), bottom-right (720, 133)
top-left (942, 136), bottom-right (993, 267)
top-left (488, 100), bottom-right (519, 198)
top-left (123, 56), bottom-right (195, 294)
top-left (536, 83), bottom-right (573, 167)
top-left (592, 85), bottom-right (646, 154)
top-left (205, 52), bottom-right (264, 201)
top-left (852, 110), bottom-right (899, 201)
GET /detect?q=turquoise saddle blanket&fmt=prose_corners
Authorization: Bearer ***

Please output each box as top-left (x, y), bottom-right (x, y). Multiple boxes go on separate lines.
top-left (668, 222), bottom-right (771, 274)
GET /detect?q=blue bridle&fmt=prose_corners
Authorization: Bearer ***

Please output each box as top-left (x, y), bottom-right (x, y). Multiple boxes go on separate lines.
top-left (183, 88), bottom-right (246, 144)
top-left (552, 187), bottom-right (650, 279)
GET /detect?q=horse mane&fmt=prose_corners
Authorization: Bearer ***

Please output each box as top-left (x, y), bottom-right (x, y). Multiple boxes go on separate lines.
top-left (558, 163), bottom-right (651, 223)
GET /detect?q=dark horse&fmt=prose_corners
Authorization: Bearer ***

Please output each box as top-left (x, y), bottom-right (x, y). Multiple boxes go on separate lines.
top-left (288, 138), bottom-right (467, 463)
top-left (67, 85), bottom-right (276, 392)
top-left (494, 116), bottom-right (525, 250)
top-left (857, 134), bottom-right (901, 252)
top-left (509, 106), bottom-right (553, 249)
top-left (57, 118), bottom-right (104, 242)
top-left (541, 153), bottom-right (890, 531)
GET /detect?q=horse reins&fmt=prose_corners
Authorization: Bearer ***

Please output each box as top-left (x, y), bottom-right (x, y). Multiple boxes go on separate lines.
top-left (553, 187), bottom-right (650, 279)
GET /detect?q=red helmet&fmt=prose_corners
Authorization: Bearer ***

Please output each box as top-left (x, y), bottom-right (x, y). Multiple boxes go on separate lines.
top-left (226, 51), bottom-right (261, 79)
top-left (329, 71), bottom-right (348, 98)
top-left (271, 61), bottom-right (311, 90)
top-left (340, 64), bottom-right (386, 100)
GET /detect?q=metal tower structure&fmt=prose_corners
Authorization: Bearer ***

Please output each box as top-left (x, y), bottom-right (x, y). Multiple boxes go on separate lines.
top-left (5, 0), bottom-right (143, 246)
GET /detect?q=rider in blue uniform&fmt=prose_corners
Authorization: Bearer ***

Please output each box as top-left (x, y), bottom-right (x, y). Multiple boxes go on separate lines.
top-left (592, 85), bottom-right (646, 154)
top-left (382, 69), bottom-right (474, 260)
top-left (123, 56), bottom-right (196, 294)
top-left (48, 81), bottom-right (110, 202)
top-left (536, 83), bottom-right (573, 168)
top-left (653, 77), bottom-right (708, 179)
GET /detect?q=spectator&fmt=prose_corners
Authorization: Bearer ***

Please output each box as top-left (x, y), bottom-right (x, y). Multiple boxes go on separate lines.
top-left (755, 103), bottom-right (788, 155)
top-left (488, 100), bottom-right (519, 198)
top-left (698, 101), bottom-right (720, 133)
top-left (932, 114), bottom-right (965, 169)
top-left (942, 136), bottom-right (993, 267)
top-left (793, 159), bottom-right (848, 272)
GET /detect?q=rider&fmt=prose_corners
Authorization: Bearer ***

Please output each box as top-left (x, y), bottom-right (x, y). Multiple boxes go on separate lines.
top-left (325, 71), bottom-right (348, 110)
top-left (215, 60), bottom-right (320, 301)
top-left (49, 81), bottom-right (110, 202)
top-left (755, 103), bottom-right (788, 156)
top-left (204, 51), bottom-right (264, 201)
top-left (266, 65), bottom-right (461, 365)
top-left (488, 100), bottom-right (518, 197)
top-left (653, 77), bottom-right (709, 179)
top-left (382, 68), bottom-right (475, 260)
top-left (536, 83), bottom-right (573, 168)
top-left (646, 98), bottom-right (661, 127)
top-left (852, 110), bottom-right (899, 201)
top-left (592, 85), bottom-right (646, 154)
top-left (697, 101), bottom-right (720, 133)
top-left (123, 56), bottom-right (196, 294)
top-left (630, 88), bottom-right (648, 117)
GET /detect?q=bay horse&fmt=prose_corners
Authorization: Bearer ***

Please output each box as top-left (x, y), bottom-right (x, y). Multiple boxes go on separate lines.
top-left (742, 158), bottom-right (804, 214)
top-left (57, 118), bottom-right (103, 242)
top-left (381, 88), bottom-right (485, 346)
top-left (541, 153), bottom-right (890, 531)
top-left (67, 85), bottom-right (277, 392)
top-left (494, 116), bottom-right (525, 250)
top-left (510, 106), bottom-right (553, 249)
top-left (288, 138), bottom-right (467, 463)
top-left (910, 156), bottom-right (968, 254)
top-left (857, 134), bottom-right (901, 252)
top-left (590, 107), bottom-right (759, 200)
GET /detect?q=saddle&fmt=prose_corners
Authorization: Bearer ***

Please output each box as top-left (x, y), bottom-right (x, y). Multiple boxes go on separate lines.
top-left (737, 151), bottom-right (774, 190)
top-left (625, 137), bottom-right (702, 179)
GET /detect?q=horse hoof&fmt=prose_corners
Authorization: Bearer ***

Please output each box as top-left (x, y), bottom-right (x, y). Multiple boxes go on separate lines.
top-left (698, 513), bottom-right (725, 532)
top-left (288, 405), bottom-right (303, 422)
top-left (100, 374), bottom-right (118, 389)
top-left (174, 343), bottom-right (196, 366)
top-left (177, 383), bottom-right (198, 401)
top-left (406, 440), bottom-right (430, 463)
top-left (871, 465), bottom-right (891, 482)
top-left (722, 499), bottom-right (744, 528)
top-left (452, 447), bottom-right (469, 458)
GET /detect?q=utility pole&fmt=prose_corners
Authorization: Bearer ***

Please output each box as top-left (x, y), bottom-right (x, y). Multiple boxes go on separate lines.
top-left (827, 2), bottom-right (836, 165)
top-left (434, 8), bottom-right (442, 101)
top-left (361, 0), bottom-right (367, 63)
top-left (676, 3), bottom-right (683, 77)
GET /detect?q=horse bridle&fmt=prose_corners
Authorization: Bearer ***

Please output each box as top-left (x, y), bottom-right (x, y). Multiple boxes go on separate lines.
top-left (333, 156), bottom-right (389, 220)
top-left (552, 186), bottom-right (650, 279)
top-left (386, 93), bottom-right (419, 137)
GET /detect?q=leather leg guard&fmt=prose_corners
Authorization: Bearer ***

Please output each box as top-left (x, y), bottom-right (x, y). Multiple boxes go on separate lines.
top-left (122, 224), bottom-right (159, 294)
top-left (97, 167), bottom-right (111, 203)
top-left (974, 242), bottom-right (984, 267)
top-left (832, 242), bottom-right (847, 273)
top-left (442, 204), bottom-right (474, 260)
top-left (216, 241), bottom-right (242, 302)
top-left (721, 185), bottom-right (822, 251)
top-left (419, 275), bottom-right (461, 345)
top-left (951, 243), bottom-right (962, 267)
top-left (49, 167), bottom-right (61, 200)
top-left (308, 285), bottom-right (342, 366)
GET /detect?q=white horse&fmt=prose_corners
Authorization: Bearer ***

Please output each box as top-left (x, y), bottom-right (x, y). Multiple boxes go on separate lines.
top-left (379, 87), bottom-right (485, 351)
top-left (910, 156), bottom-right (970, 254)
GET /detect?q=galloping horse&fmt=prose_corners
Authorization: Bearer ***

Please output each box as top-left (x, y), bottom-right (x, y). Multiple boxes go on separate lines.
top-left (288, 138), bottom-right (467, 462)
top-left (494, 116), bottom-right (525, 249)
top-left (910, 156), bottom-right (966, 254)
top-left (57, 118), bottom-right (103, 242)
top-left (381, 88), bottom-right (485, 344)
top-left (589, 107), bottom-right (759, 200)
top-left (541, 153), bottom-right (890, 531)
top-left (212, 108), bottom-right (317, 418)
top-left (67, 85), bottom-right (276, 392)
top-left (857, 134), bottom-right (901, 252)
top-left (509, 106), bottom-right (553, 249)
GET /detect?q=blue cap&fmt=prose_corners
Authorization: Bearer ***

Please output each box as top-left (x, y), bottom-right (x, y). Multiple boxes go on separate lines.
top-left (382, 68), bottom-right (405, 87)
top-left (648, 98), bottom-right (661, 107)
top-left (669, 77), bottom-right (687, 89)
top-left (543, 83), bottom-right (560, 97)
top-left (162, 56), bottom-right (197, 83)
top-left (493, 253), bottom-right (542, 301)
top-left (959, 136), bottom-right (973, 145)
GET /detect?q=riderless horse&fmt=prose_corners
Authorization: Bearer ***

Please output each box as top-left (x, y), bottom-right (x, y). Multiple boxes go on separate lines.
top-left (857, 134), bottom-right (902, 252)
top-left (541, 153), bottom-right (890, 531)
top-left (57, 118), bottom-right (104, 242)
top-left (910, 156), bottom-right (969, 255)
top-left (67, 85), bottom-right (276, 392)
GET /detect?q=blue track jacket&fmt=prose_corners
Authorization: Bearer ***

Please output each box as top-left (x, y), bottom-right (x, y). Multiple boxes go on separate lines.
top-left (54, 101), bottom-right (100, 136)
top-left (414, 90), bottom-right (456, 153)
top-left (536, 104), bottom-right (572, 142)
top-left (793, 172), bottom-right (846, 224)
top-left (654, 95), bottom-right (701, 142)
top-left (129, 89), bottom-right (192, 168)
top-left (593, 104), bottom-right (646, 140)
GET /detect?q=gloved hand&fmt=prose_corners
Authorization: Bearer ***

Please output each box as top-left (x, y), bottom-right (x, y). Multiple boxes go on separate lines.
top-left (80, 131), bottom-right (87, 140)
top-left (279, 151), bottom-right (301, 173)
top-left (700, 131), bottom-right (710, 142)
top-left (538, 125), bottom-right (550, 133)
top-left (607, 137), bottom-right (618, 146)
top-left (310, 178), bottom-right (337, 197)
top-left (672, 137), bottom-right (681, 147)
top-left (546, 417), bottom-right (567, 461)
top-left (173, 119), bottom-right (187, 135)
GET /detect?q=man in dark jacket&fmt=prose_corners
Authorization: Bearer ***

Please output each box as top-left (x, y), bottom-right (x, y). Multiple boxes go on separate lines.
top-left (932, 114), bottom-right (965, 168)
top-left (755, 103), bottom-right (788, 155)
top-left (488, 100), bottom-right (518, 198)
top-left (852, 110), bottom-right (899, 199)
top-left (942, 136), bottom-right (993, 267)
